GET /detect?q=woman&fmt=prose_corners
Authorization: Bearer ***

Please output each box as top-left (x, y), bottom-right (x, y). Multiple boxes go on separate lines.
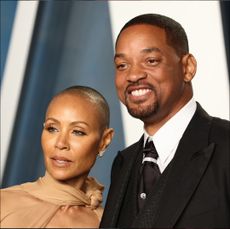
top-left (1, 86), bottom-right (114, 228)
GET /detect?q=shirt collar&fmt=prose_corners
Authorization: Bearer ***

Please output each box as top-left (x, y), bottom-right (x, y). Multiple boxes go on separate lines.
top-left (144, 98), bottom-right (197, 163)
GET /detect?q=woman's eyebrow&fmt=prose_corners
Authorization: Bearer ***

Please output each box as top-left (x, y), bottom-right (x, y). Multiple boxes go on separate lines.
top-left (69, 121), bottom-right (89, 127)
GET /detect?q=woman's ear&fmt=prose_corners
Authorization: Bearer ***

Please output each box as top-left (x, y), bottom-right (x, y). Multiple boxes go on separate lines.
top-left (98, 128), bottom-right (114, 156)
top-left (182, 54), bottom-right (197, 83)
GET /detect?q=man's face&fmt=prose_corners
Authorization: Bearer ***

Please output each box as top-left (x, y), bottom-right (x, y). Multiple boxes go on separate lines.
top-left (114, 24), bottom-right (190, 124)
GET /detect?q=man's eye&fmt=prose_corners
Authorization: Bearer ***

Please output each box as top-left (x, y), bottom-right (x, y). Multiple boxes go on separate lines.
top-left (146, 58), bottom-right (160, 66)
top-left (72, 130), bottom-right (86, 136)
top-left (116, 63), bottom-right (127, 70)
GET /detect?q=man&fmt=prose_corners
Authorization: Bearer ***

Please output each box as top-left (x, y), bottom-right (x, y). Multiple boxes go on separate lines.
top-left (100, 14), bottom-right (230, 228)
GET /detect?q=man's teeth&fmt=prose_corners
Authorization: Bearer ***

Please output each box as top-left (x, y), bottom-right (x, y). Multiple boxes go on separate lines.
top-left (131, 89), bottom-right (150, 96)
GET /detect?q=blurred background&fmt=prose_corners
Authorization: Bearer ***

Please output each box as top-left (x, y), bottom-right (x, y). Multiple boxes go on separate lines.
top-left (1, 1), bottom-right (229, 204)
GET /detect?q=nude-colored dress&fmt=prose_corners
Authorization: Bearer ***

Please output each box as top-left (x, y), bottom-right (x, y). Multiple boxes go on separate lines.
top-left (0, 172), bottom-right (104, 228)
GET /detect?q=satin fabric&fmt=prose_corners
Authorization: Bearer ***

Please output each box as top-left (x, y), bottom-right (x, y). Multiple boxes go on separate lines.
top-left (0, 171), bottom-right (104, 228)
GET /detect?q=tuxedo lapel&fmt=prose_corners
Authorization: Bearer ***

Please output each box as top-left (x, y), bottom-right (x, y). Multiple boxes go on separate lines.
top-left (154, 143), bottom-right (215, 227)
top-left (155, 104), bottom-right (215, 227)
top-left (101, 136), bottom-right (144, 227)
top-left (133, 104), bottom-right (216, 228)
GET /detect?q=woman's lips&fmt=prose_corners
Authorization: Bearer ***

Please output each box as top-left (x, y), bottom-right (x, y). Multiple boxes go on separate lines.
top-left (51, 156), bottom-right (72, 168)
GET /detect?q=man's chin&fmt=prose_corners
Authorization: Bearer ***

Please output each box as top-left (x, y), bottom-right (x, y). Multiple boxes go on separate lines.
top-left (126, 104), bottom-right (158, 120)
top-left (128, 108), bottom-right (154, 120)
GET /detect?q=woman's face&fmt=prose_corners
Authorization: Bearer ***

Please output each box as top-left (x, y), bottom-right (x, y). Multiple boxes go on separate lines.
top-left (41, 93), bottom-right (107, 188)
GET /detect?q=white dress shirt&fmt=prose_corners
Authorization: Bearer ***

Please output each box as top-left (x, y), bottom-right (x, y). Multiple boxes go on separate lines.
top-left (143, 98), bottom-right (197, 173)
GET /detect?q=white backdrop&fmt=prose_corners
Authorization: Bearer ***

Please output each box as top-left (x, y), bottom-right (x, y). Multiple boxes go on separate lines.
top-left (108, 1), bottom-right (229, 146)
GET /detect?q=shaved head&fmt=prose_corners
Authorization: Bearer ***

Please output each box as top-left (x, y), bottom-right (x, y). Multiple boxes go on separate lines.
top-left (50, 86), bottom-right (110, 129)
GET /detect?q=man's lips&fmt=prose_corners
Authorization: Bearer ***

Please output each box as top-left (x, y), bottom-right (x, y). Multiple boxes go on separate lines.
top-left (126, 85), bottom-right (152, 98)
top-left (130, 88), bottom-right (151, 96)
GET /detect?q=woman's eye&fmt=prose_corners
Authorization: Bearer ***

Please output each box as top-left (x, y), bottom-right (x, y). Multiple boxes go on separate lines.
top-left (72, 130), bottom-right (86, 136)
top-left (46, 126), bottom-right (58, 133)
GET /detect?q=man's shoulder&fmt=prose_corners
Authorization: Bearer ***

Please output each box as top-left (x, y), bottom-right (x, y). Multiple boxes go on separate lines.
top-left (195, 102), bottom-right (229, 131)
top-left (211, 116), bottom-right (230, 129)
top-left (121, 139), bottom-right (142, 152)
top-left (111, 136), bottom-right (143, 169)
top-left (209, 116), bottom-right (230, 141)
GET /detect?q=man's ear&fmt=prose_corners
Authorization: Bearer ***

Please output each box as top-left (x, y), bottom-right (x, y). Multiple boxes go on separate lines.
top-left (98, 128), bottom-right (114, 154)
top-left (182, 54), bottom-right (197, 83)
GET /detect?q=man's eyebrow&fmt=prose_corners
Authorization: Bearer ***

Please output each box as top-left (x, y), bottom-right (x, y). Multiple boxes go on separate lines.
top-left (141, 47), bottom-right (162, 54)
top-left (114, 53), bottom-right (125, 60)
top-left (114, 47), bottom-right (162, 60)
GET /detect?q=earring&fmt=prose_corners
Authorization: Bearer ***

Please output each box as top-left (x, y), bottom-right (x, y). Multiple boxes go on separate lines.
top-left (98, 150), bottom-right (105, 157)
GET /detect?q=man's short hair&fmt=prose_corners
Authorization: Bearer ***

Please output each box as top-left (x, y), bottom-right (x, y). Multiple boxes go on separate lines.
top-left (116, 13), bottom-right (189, 57)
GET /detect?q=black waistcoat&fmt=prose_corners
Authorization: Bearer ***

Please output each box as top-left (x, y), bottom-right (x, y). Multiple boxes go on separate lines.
top-left (116, 148), bottom-right (174, 228)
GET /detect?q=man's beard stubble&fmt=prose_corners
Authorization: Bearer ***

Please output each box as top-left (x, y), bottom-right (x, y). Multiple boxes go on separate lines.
top-left (126, 100), bottom-right (159, 121)
top-left (123, 81), bottom-right (159, 120)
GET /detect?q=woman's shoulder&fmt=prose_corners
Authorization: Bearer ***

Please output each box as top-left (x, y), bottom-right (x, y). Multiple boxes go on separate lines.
top-left (1, 184), bottom-right (31, 221)
top-left (1, 184), bottom-right (24, 200)
top-left (1, 183), bottom-right (34, 209)
top-left (1, 180), bottom-right (38, 197)
top-left (1, 181), bottom-right (59, 228)
top-left (1, 180), bottom-right (45, 215)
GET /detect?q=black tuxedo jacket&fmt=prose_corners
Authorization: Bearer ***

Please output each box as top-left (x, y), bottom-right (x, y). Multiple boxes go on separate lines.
top-left (100, 103), bottom-right (230, 228)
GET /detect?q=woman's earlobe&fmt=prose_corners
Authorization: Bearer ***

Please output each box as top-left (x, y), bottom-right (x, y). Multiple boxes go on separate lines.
top-left (99, 128), bottom-right (114, 155)
top-left (98, 150), bottom-right (105, 157)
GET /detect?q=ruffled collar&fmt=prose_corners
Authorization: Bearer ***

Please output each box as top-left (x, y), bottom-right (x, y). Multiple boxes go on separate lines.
top-left (21, 171), bottom-right (104, 210)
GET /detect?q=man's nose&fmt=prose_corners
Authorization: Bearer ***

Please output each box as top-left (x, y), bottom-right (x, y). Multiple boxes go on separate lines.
top-left (55, 133), bottom-right (70, 150)
top-left (127, 65), bottom-right (147, 82)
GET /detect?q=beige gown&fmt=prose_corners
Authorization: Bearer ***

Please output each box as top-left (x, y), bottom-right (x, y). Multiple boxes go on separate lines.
top-left (0, 171), bottom-right (104, 228)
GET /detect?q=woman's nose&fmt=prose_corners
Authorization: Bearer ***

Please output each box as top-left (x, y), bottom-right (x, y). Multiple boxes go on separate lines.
top-left (55, 133), bottom-right (70, 150)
